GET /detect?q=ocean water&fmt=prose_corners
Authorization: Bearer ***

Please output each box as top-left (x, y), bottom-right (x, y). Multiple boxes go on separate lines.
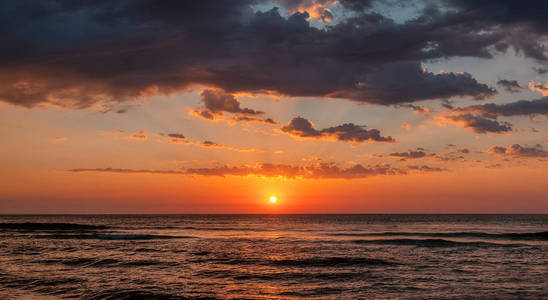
top-left (0, 215), bottom-right (546, 299)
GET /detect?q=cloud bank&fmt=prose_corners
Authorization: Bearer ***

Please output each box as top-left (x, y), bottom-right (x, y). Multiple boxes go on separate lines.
top-left (7, 0), bottom-right (545, 108)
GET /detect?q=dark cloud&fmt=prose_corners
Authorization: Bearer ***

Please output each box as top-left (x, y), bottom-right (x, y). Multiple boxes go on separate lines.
top-left (457, 148), bottom-right (470, 154)
top-left (199, 89), bottom-right (263, 117)
top-left (0, 0), bottom-right (518, 109)
top-left (435, 112), bottom-right (512, 133)
top-left (459, 97), bottom-right (548, 117)
top-left (397, 104), bottom-right (432, 114)
top-left (441, 99), bottom-right (455, 110)
top-left (497, 79), bottom-right (521, 93)
top-left (485, 163), bottom-right (503, 169)
top-left (444, 0), bottom-right (548, 61)
top-left (70, 161), bottom-right (446, 179)
top-left (534, 67), bottom-right (548, 75)
top-left (281, 117), bottom-right (322, 137)
top-left (487, 144), bottom-right (548, 158)
top-left (281, 116), bottom-right (394, 142)
top-left (196, 110), bottom-right (215, 120)
top-left (389, 150), bottom-right (429, 159)
top-left (436, 97), bottom-right (548, 134)
top-left (407, 165), bottom-right (447, 172)
top-left (339, 0), bottom-right (374, 11)
top-left (167, 133), bottom-right (186, 140)
top-left (232, 116), bottom-right (279, 125)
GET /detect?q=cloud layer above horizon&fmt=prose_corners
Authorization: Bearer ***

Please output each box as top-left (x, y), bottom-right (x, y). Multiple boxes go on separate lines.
top-left (3, 0), bottom-right (547, 110)
top-left (1, 0), bottom-right (548, 213)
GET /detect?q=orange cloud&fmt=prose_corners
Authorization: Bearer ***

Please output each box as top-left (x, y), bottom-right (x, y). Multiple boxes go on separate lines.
top-left (528, 80), bottom-right (548, 96)
top-left (432, 112), bottom-right (512, 133)
top-left (125, 130), bottom-right (147, 140)
top-left (68, 162), bottom-right (447, 179)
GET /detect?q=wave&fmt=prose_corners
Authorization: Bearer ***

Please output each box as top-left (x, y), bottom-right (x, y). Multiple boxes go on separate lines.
top-left (42, 257), bottom-right (179, 268)
top-left (195, 256), bottom-right (395, 267)
top-left (33, 233), bottom-right (195, 240)
top-left (230, 271), bottom-right (363, 281)
top-left (329, 231), bottom-right (548, 241)
top-left (83, 289), bottom-right (218, 300)
top-left (278, 287), bottom-right (344, 297)
top-left (0, 222), bottom-right (108, 231)
top-left (269, 257), bottom-right (396, 267)
top-left (352, 238), bottom-right (529, 247)
top-left (96, 233), bottom-right (190, 240)
top-left (180, 226), bottom-right (268, 231)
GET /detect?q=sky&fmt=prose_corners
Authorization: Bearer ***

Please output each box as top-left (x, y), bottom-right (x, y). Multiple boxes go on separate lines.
top-left (1, 0), bottom-right (548, 213)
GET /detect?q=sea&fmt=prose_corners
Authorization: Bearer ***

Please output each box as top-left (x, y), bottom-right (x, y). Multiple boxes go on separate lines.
top-left (0, 214), bottom-right (546, 299)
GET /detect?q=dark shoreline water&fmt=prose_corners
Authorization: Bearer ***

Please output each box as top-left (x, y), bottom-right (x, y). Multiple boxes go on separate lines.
top-left (0, 214), bottom-right (546, 299)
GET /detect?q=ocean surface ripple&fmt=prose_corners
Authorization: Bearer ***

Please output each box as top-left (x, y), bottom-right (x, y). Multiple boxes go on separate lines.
top-left (0, 214), bottom-right (546, 299)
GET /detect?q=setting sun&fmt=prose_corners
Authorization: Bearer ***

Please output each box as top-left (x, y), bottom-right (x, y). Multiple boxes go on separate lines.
top-left (269, 196), bottom-right (277, 203)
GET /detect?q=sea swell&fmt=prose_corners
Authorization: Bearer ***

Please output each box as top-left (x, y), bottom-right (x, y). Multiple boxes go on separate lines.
top-left (351, 238), bottom-right (529, 247)
top-left (328, 231), bottom-right (548, 241)
top-left (30, 233), bottom-right (196, 240)
top-left (0, 222), bottom-right (108, 231)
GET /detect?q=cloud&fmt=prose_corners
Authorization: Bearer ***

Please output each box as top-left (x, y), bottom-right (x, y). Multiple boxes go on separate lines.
top-left (529, 80), bottom-right (548, 97)
top-left (389, 150), bottom-right (429, 159)
top-left (534, 67), bottom-right (548, 75)
top-left (458, 97), bottom-right (548, 117)
top-left (125, 130), bottom-right (147, 140)
top-left (407, 165), bottom-right (447, 172)
top-left (69, 168), bottom-right (185, 175)
top-left (497, 79), bottom-right (522, 93)
top-left (231, 116), bottom-right (280, 125)
top-left (160, 133), bottom-right (256, 152)
top-left (69, 162), bottom-right (447, 179)
top-left (433, 112), bottom-right (512, 133)
top-left (167, 133), bottom-right (186, 140)
top-left (199, 89), bottom-right (263, 117)
top-left (198, 140), bottom-right (256, 152)
top-left (274, 0), bottom-right (336, 22)
top-left (0, 1), bottom-right (515, 109)
top-left (487, 144), bottom-right (548, 158)
top-left (195, 110), bottom-right (215, 120)
top-left (52, 136), bottom-right (67, 141)
top-left (281, 117), bottom-right (322, 138)
top-left (398, 104), bottom-right (432, 115)
top-left (281, 116), bottom-right (394, 143)
top-left (434, 97), bottom-right (548, 134)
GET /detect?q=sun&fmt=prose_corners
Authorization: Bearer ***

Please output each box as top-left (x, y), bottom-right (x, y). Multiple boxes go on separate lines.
top-left (269, 195), bottom-right (277, 203)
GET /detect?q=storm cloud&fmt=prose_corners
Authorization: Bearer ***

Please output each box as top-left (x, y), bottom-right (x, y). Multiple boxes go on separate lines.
top-left (4, 0), bottom-right (540, 109)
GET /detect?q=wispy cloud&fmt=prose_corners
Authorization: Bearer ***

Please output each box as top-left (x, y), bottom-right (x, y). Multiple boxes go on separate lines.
top-left (68, 162), bottom-right (447, 179)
